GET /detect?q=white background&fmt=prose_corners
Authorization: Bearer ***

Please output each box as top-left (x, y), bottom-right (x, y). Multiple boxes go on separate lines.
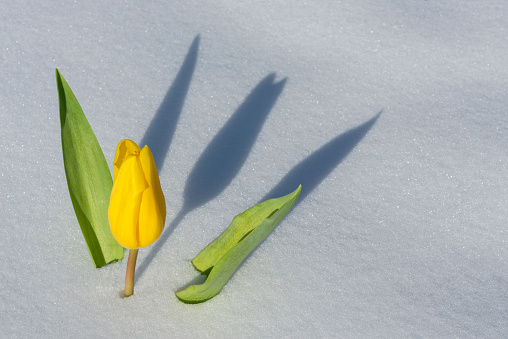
top-left (1, 1), bottom-right (506, 337)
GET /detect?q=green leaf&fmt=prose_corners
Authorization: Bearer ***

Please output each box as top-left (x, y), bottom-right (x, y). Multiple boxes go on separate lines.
top-left (176, 185), bottom-right (301, 303)
top-left (56, 69), bottom-right (123, 268)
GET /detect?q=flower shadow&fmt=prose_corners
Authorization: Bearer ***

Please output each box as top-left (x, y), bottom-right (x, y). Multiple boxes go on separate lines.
top-left (183, 73), bottom-right (286, 212)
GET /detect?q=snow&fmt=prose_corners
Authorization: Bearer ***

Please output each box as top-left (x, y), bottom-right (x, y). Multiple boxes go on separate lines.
top-left (1, 0), bottom-right (507, 337)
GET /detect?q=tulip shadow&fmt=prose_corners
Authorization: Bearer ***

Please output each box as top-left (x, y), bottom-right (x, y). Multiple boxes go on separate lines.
top-left (182, 73), bottom-right (286, 212)
top-left (139, 35), bottom-right (200, 171)
top-left (135, 74), bottom-right (287, 282)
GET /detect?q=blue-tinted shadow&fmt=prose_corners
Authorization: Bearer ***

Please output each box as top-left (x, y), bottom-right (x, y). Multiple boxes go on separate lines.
top-left (262, 110), bottom-right (382, 206)
top-left (139, 35), bottom-right (200, 171)
top-left (182, 73), bottom-right (286, 211)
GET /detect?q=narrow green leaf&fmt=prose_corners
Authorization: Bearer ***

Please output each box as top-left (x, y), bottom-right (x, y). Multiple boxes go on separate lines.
top-left (176, 185), bottom-right (301, 303)
top-left (56, 69), bottom-right (123, 268)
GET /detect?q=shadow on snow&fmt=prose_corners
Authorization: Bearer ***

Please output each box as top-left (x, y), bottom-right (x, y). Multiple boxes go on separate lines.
top-left (134, 35), bottom-right (382, 282)
top-left (139, 35), bottom-right (200, 171)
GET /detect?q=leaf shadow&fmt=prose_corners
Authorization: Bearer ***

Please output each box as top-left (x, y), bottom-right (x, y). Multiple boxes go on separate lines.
top-left (135, 74), bottom-right (287, 282)
top-left (176, 271), bottom-right (208, 291)
top-left (139, 35), bottom-right (200, 171)
top-left (171, 111), bottom-right (382, 294)
top-left (261, 110), bottom-right (382, 206)
top-left (231, 111), bottom-right (382, 284)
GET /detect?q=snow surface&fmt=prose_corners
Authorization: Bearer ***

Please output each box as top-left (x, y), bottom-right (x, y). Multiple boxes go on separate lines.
top-left (1, 0), bottom-right (507, 337)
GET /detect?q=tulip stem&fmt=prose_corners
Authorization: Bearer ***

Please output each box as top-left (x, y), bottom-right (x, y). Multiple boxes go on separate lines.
top-left (124, 248), bottom-right (139, 297)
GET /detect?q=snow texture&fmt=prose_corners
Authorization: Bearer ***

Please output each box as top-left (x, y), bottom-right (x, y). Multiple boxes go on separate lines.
top-left (1, 1), bottom-right (507, 337)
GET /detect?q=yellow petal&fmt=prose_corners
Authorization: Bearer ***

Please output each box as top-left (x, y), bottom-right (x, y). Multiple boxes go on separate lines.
top-left (138, 188), bottom-right (164, 248)
top-left (108, 154), bottom-right (147, 249)
top-left (137, 146), bottom-right (166, 248)
top-left (112, 139), bottom-right (141, 181)
top-left (139, 146), bottom-right (166, 221)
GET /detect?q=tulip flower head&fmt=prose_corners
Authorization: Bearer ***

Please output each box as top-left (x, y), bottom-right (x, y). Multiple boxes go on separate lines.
top-left (108, 139), bottom-right (166, 249)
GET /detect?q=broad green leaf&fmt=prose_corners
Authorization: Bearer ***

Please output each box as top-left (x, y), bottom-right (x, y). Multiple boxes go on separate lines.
top-left (56, 69), bottom-right (123, 268)
top-left (176, 185), bottom-right (301, 303)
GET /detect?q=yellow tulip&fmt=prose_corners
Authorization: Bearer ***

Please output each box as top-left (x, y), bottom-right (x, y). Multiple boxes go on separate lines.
top-left (108, 139), bottom-right (166, 249)
top-left (108, 139), bottom-right (166, 297)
